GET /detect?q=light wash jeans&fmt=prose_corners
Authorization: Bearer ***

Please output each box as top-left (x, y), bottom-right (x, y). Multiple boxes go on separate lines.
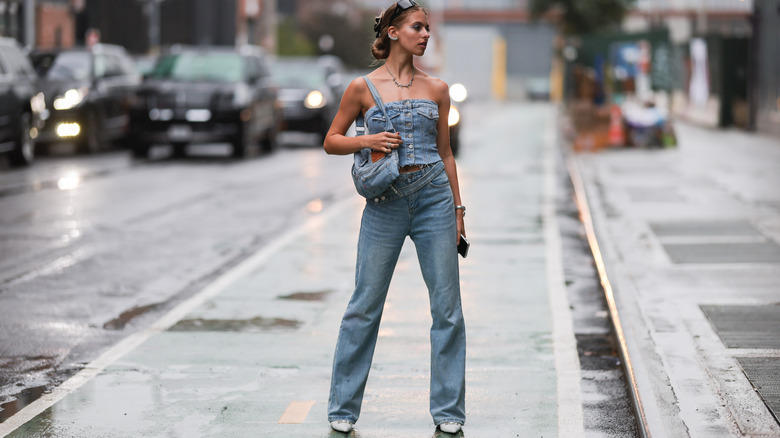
top-left (328, 162), bottom-right (466, 426)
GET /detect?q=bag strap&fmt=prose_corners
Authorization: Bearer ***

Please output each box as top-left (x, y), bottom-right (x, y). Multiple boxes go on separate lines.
top-left (355, 76), bottom-right (395, 136)
top-left (362, 76), bottom-right (395, 133)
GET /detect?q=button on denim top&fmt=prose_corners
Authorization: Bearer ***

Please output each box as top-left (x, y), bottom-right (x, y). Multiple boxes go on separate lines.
top-left (364, 99), bottom-right (441, 167)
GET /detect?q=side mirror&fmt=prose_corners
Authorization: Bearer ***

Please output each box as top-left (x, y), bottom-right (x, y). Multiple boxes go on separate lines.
top-left (326, 73), bottom-right (341, 88)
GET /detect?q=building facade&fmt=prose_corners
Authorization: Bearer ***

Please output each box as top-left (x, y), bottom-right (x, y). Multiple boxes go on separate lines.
top-left (618, 0), bottom-right (768, 132)
top-left (752, 0), bottom-right (780, 136)
top-left (0, 0), bottom-right (77, 49)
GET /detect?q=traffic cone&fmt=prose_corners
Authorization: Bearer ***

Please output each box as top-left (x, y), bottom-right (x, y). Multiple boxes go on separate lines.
top-left (608, 104), bottom-right (625, 146)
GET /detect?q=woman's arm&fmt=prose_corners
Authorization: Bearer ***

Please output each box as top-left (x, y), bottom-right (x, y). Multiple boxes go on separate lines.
top-left (433, 79), bottom-right (466, 241)
top-left (323, 77), bottom-right (402, 156)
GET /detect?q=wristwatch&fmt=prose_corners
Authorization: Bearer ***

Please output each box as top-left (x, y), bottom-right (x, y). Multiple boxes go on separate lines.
top-left (455, 205), bottom-right (466, 216)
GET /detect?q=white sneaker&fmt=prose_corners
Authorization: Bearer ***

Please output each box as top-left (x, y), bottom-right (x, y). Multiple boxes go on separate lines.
top-left (330, 420), bottom-right (354, 433)
top-left (439, 422), bottom-right (462, 434)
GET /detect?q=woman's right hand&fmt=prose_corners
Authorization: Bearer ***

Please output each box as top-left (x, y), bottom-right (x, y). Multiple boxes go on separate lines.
top-left (364, 132), bottom-right (403, 154)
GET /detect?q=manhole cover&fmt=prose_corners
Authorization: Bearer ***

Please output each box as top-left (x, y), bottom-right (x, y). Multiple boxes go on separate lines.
top-left (650, 221), bottom-right (780, 263)
top-left (701, 304), bottom-right (780, 349)
top-left (650, 221), bottom-right (762, 237)
top-left (662, 242), bottom-right (780, 264)
top-left (737, 357), bottom-right (780, 423)
top-left (627, 187), bottom-right (685, 203)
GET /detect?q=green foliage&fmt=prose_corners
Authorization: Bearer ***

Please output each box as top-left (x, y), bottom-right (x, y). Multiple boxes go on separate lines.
top-left (298, 10), bottom-right (377, 69)
top-left (276, 16), bottom-right (317, 57)
top-left (530, 0), bottom-right (636, 35)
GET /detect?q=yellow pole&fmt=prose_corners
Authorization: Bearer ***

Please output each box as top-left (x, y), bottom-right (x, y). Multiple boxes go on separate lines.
top-left (550, 56), bottom-right (564, 103)
top-left (492, 36), bottom-right (507, 101)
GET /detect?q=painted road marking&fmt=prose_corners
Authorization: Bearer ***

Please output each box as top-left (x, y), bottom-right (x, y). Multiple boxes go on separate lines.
top-left (542, 107), bottom-right (585, 436)
top-left (278, 400), bottom-right (316, 424)
top-left (0, 198), bottom-right (354, 437)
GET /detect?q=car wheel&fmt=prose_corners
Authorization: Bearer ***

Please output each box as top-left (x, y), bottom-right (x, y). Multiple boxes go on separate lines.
top-left (260, 127), bottom-right (277, 153)
top-left (171, 142), bottom-right (188, 157)
top-left (449, 129), bottom-right (460, 157)
top-left (9, 112), bottom-right (34, 167)
top-left (78, 109), bottom-right (101, 154)
top-left (231, 124), bottom-right (250, 158)
top-left (319, 119), bottom-right (330, 144)
top-left (132, 142), bottom-right (151, 159)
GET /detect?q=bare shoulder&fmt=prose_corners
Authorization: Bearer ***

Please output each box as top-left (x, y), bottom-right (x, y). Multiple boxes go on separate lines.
top-left (343, 76), bottom-right (369, 103)
top-left (417, 72), bottom-right (450, 104)
top-left (345, 76), bottom-right (369, 95)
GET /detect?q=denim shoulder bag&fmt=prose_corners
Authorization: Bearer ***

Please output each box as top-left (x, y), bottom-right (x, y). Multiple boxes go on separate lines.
top-left (351, 76), bottom-right (400, 199)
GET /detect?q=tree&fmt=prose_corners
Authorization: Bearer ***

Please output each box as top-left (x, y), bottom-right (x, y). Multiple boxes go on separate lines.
top-left (297, 5), bottom-right (376, 69)
top-left (276, 16), bottom-right (317, 57)
top-left (530, 0), bottom-right (636, 35)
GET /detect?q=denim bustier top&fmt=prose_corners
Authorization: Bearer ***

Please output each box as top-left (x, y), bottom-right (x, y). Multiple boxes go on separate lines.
top-left (364, 99), bottom-right (441, 167)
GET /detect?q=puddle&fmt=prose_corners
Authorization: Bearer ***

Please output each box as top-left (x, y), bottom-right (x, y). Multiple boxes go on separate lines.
top-left (169, 316), bottom-right (301, 332)
top-left (278, 290), bottom-right (333, 301)
top-left (0, 385), bottom-right (47, 423)
top-left (103, 302), bottom-right (163, 330)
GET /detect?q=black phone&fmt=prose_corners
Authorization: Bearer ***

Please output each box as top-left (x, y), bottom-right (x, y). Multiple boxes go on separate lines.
top-left (458, 234), bottom-right (470, 258)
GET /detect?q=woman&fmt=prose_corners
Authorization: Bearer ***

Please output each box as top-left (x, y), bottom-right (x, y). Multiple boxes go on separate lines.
top-left (323, 0), bottom-right (466, 434)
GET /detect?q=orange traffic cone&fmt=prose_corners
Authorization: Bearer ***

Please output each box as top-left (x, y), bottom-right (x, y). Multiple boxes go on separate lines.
top-left (608, 104), bottom-right (625, 146)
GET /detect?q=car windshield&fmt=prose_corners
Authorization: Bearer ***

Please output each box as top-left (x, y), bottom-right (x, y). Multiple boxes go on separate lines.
top-left (149, 52), bottom-right (244, 82)
top-left (36, 51), bottom-right (91, 81)
top-left (272, 61), bottom-right (326, 88)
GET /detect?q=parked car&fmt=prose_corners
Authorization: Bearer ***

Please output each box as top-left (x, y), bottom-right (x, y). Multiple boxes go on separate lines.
top-left (29, 44), bottom-right (141, 153)
top-left (448, 83), bottom-right (467, 156)
top-left (129, 45), bottom-right (281, 158)
top-left (0, 37), bottom-right (43, 166)
top-left (526, 77), bottom-right (551, 101)
top-left (271, 56), bottom-right (345, 140)
top-left (132, 54), bottom-right (158, 76)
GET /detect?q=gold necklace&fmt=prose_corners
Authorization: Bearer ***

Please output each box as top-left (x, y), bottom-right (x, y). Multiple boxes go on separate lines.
top-left (385, 64), bottom-right (415, 88)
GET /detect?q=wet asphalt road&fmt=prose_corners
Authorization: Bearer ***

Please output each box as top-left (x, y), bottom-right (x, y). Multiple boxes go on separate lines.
top-left (0, 104), bottom-right (638, 436)
top-left (0, 136), bottom-right (354, 421)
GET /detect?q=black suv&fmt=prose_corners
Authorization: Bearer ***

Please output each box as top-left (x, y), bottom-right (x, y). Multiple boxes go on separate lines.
top-left (30, 44), bottom-right (140, 153)
top-left (129, 45), bottom-right (282, 158)
top-left (0, 37), bottom-right (42, 166)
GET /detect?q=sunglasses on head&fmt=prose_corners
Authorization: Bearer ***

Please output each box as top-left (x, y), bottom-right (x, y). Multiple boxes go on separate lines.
top-left (388, 0), bottom-right (418, 25)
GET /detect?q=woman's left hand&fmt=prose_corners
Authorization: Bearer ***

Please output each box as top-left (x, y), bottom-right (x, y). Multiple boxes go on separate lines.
top-left (456, 213), bottom-right (465, 242)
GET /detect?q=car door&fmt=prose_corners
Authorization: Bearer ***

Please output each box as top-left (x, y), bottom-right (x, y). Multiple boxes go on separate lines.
top-left (246, 54), bottom-right (277, 135)
top-left (92, 51), bottom-right (139, 140)
top-left (0, 45), bottom-right (33, 150)
top-left (109, 51), bottom-right (140, 139)
top-left (0, 46), bottom-right (16, 148)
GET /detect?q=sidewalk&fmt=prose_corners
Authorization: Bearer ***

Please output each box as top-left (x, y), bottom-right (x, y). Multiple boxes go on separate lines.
top-left (570, 121), bottom-right (780, 437)
top-left (0, 104), bottom-right (583, 437)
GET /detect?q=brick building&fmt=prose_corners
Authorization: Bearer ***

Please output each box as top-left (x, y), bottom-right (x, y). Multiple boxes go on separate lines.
top-left (35, 0), bottom-right (75, 48)
top-left (0, 0), bottom-right (83, 49)
top-left (80, 0), bottom-right (276, 54)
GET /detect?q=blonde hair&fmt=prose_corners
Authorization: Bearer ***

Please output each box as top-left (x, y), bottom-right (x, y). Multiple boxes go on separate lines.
top-left (370, 2), bottom-right (426, 60)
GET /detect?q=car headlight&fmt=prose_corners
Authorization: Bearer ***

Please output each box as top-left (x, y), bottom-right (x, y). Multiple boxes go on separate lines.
top-left (449, 83), bottom-right (468, 103)
top-left (448, 105), bottom-right (460, 127)
top-left (30, 92), bottom-right (46, 114)
top-left (304, 90), bottom-right (325, 109)
top-left (53, 88), bottom-right (88, 110)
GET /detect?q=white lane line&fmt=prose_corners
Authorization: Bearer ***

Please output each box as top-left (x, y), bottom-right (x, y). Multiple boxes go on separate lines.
top-left (0, 198), bottom-right (355, 437)
top-left (1, 247), bottom-right (93, 289)
top-left (542, 107), bottom-right (585, 436)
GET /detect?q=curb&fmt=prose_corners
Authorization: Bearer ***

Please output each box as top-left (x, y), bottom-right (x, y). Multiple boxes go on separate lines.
top-left (564, 148), bottom-right (652, 438)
